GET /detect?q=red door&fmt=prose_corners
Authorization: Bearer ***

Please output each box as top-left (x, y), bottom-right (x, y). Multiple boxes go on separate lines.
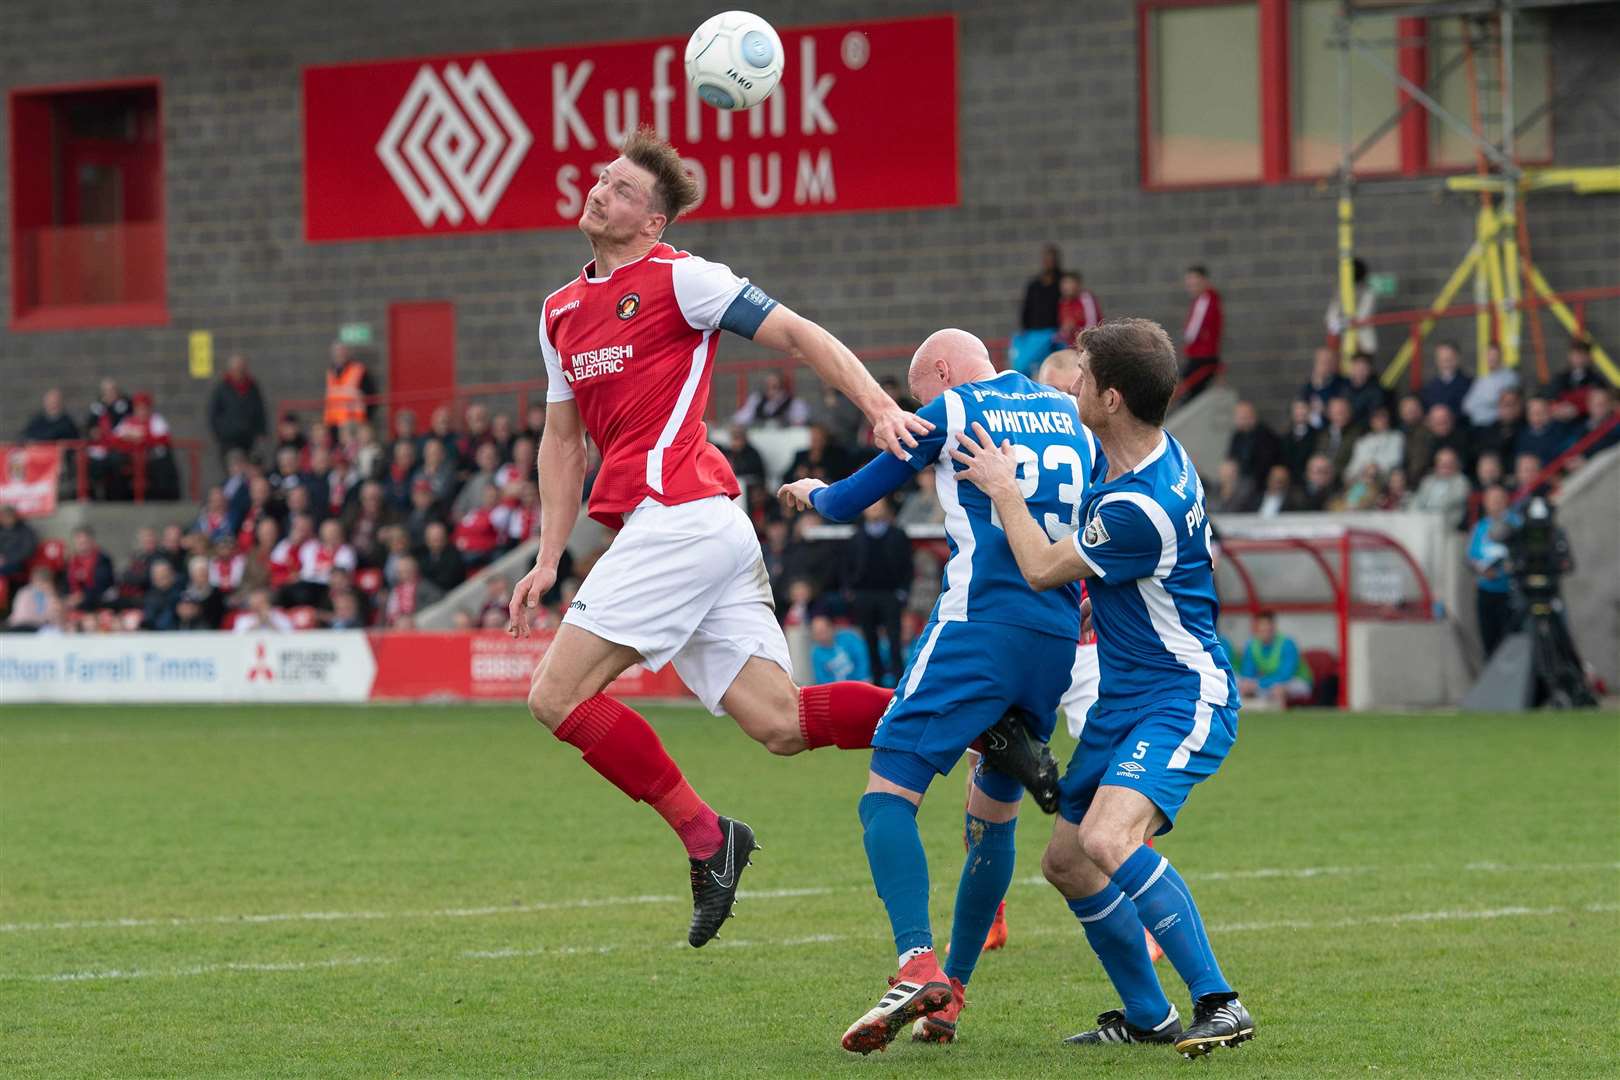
top-left (387, 301), bottom-right (456, 436)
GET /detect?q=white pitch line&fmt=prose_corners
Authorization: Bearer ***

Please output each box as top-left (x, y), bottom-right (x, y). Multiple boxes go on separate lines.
top-left (9, 955), bottom-right (393, 984)
top-left (3, 862), bottom-right (1613, 936)
top-left (10, 903), bottom-right (1611, 984)
top-left (0, 885), bottom-right (837, 934)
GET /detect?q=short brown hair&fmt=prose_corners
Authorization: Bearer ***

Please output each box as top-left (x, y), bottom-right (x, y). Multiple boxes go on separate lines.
top-left (621, 126), bottom-right (701, 223)
top-left (1077, 318), bottom-right (1180, 427)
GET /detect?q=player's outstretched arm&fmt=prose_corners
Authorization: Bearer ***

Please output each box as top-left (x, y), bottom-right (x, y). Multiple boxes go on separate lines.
top-left (778, 451), bottom-right (918, 522)
top-left (750, 305), bottom-right (932, 461)
top-left (509, 400), bottom-right (587, 638)
top-left (949, 422), bottom-right (1092, 591)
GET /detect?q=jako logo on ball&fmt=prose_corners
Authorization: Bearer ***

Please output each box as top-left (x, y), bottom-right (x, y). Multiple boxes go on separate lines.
top-left (685, 11), bottom-right (785, 111)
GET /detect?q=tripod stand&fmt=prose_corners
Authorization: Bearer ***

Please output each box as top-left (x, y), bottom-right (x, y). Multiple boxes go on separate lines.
top-left (1522, 591), bottom-right (1597, 709)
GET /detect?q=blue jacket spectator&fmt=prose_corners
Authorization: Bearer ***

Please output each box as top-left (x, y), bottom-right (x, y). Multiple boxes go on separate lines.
top-left (1298, 346), bottom-right (1349, 425)
top-left (1420, 342), bottom-right (1473, 415)
top-left (1514, 397), bottom-right (1574, 465)
top-left (1468, 487), bottom-right (1519, 658)
top-left (1236, 611), bottom-right (1313, 708)
top-left (809, 615), bottom-right (872, 685)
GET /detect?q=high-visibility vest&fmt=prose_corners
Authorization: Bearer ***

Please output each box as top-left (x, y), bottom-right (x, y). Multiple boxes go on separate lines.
top-left (324, 362), bottom-right (366, 426)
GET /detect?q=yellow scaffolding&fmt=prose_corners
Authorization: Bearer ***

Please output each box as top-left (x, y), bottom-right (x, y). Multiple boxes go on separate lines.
top-left (1332, 2), bottom-right (1618, 389)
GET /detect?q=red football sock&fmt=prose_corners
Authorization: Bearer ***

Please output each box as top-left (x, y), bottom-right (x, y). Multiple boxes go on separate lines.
top-left (798, 681), bottom-right (894, 750)
top-left (555, 694), bottom-right (722, 859)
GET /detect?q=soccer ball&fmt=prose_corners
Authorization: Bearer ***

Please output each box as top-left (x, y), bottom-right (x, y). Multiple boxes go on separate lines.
top-left (684, 11), bottom-right (785, 111)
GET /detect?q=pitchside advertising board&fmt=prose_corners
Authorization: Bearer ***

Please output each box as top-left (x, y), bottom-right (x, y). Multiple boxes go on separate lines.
top-left (0, 631), bottom-right (688, 703)
top-left (303, 15), bottom-right (958, 241)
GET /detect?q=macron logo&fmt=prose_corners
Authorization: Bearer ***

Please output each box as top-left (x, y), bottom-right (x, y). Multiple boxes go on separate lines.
top-left (550, 300), bottom-right (580, 319)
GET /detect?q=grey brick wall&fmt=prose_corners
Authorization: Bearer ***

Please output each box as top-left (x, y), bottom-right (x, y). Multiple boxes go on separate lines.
top-left (3, 0), bottom-right (1617, 483)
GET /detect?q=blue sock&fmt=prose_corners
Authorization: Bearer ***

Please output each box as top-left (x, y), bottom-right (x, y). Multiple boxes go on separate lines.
top-left (1068, 884), bottom-right (1174, 1030)
top-left (943, 814), bottom-right (1017, 987)
top-left (858, 792), bottom-right (932, 957)
top-left (1112, 845), bottom-right (1232, 1001)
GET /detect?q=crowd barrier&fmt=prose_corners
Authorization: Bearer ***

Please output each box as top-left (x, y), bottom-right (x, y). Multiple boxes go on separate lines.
top-left (0, 630), bottom-right (691, 705)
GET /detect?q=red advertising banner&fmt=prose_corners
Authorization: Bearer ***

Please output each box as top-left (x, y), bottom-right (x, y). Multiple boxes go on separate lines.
top-left (0, 445), bottom-right (61, 517)
top-left (368, 630), bottom-right (691, 701)
top-left (303, 15), bottom-right (957, 242)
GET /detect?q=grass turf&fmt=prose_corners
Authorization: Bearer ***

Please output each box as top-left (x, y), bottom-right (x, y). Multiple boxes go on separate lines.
top-left (1, 704), bottom-right (1617, 1078)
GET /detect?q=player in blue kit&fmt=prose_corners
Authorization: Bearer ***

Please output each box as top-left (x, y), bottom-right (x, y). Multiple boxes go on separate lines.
top-left (778, 328), bottom-right (1097, 1055)
top-left (950, 318), bottom-right (1256, 1059)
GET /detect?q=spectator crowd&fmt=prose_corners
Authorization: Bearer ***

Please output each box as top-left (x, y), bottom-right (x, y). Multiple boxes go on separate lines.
top-left (1212, 339), bottom-right (1617, 530)
top-left (3, 393), bottom-right (545, 635)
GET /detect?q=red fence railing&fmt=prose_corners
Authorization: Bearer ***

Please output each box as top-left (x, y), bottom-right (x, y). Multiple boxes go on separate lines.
top-left (1338, 284), bottom-right (1620, 390)
top-left (1463, 409), bottom-right (1620, 527)
top-left (1219, 529), bottom-right (1439, 708)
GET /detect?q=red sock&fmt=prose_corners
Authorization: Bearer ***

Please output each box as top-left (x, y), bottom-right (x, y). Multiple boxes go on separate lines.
top-left (555, 694), bottom-right (722, 859)
top-left (798, 681), bottom-right (894, 750)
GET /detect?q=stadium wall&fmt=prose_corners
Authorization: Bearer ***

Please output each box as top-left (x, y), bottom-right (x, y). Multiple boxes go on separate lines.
top-left (4, 1), bottom-right (1618, 458)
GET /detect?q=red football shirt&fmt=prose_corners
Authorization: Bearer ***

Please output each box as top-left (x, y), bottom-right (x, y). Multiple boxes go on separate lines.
top-left (540, 243), bottom-right (776, 529)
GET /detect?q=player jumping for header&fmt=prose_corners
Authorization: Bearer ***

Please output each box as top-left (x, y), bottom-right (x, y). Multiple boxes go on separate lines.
top-left (949, 318), bottom-right (1255, 1058)
top-left (505, 128), bottom-right (1042, 950)
top-left (781, 328), bottom-right (1097, 1054)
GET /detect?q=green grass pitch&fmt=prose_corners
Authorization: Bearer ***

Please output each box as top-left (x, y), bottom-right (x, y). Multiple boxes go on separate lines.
top-left (2, 704), bottom-right (1617, 1078)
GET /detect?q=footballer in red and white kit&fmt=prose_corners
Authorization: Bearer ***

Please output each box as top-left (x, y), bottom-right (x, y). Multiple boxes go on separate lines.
top-left (506, 128), bottom-right (923, 949)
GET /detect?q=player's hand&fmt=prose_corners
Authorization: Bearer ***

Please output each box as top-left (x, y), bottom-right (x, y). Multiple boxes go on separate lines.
top-left (948, 422), bottom-right (1019, 497)
top-left (507, 562), bottom-right (558, 638)
top-left (870, 403), bottom-right (933, 462)
top-left (1079, 596), bottom-right (1092, 637)
top-left (778, 478), bottom-right (828, 512)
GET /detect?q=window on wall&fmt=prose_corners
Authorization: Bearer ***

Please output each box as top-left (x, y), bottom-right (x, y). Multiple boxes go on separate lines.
top-left (1292, 0), bottom-right (1399, 175)
top-left (9, 81), bottom-right (167, 331)
top-left (1139, 1), bottom-right (1554, 189)
top-left (1146, 2), bottom-right (1262, 184)
top-left (1429, 20), bottom-right (1552, 168)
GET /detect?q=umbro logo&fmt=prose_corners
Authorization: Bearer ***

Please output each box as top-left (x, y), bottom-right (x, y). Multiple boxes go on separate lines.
top-left (1154, 913), bottom-right (1180, 933)
top-left (1113, 761), bottom-right (1146, 779)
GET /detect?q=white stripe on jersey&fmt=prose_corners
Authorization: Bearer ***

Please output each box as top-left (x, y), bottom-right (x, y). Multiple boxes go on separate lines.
top-left (645, 329), bottom-right (714, 494)
top-left (1095, 489), bottom-right (1230, 706)
top-left (1169, 700), bottom-right (1215, 769)
top-left (1135, 579), bottom-right (1230, 706)
top-left (933, 389), bottom-right (974, 623)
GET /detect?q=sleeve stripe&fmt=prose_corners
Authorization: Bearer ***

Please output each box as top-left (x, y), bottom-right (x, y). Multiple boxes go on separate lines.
top-left (1184, 293), bottom-right (1209, 343)
top-left (1095, 491), bottom-right (1177, 579)
top-left (1072, 531), bottom-right (1108, 578)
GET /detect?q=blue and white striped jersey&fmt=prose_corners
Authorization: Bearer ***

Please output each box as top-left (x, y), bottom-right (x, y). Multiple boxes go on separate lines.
top-left (1072, 431), bottom-right (1239, 709)
top-left (906, 370), bottom-right (1096, 639)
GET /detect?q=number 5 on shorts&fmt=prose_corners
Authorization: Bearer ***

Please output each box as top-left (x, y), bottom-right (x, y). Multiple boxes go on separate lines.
top-left (1133, 740), bottom-right (1150, 760)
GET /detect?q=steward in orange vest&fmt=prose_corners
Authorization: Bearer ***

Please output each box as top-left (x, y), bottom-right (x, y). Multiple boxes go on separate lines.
top-left (324, 346), bottom-right (368, 428)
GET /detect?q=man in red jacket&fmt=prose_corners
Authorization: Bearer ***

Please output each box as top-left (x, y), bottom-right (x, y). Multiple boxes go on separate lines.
top-left (1181, 265), bottom-right (1223, 402)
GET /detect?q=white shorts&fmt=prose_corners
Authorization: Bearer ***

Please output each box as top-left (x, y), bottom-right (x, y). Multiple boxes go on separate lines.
top-left (1062, 642), bottom-right (1100, 739)
top-left (563, 496), bottom-right (793, 716)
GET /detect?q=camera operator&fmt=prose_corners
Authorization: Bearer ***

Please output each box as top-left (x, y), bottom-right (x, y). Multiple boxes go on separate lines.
top-left (1491, 495), bottom-right (1596, 707)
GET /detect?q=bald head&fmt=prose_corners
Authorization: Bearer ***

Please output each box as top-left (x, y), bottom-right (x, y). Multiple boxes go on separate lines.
top-left (1036, 348), bottom-right (1081, 394)
top-left (908, 328), bottom-right (996, 405)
